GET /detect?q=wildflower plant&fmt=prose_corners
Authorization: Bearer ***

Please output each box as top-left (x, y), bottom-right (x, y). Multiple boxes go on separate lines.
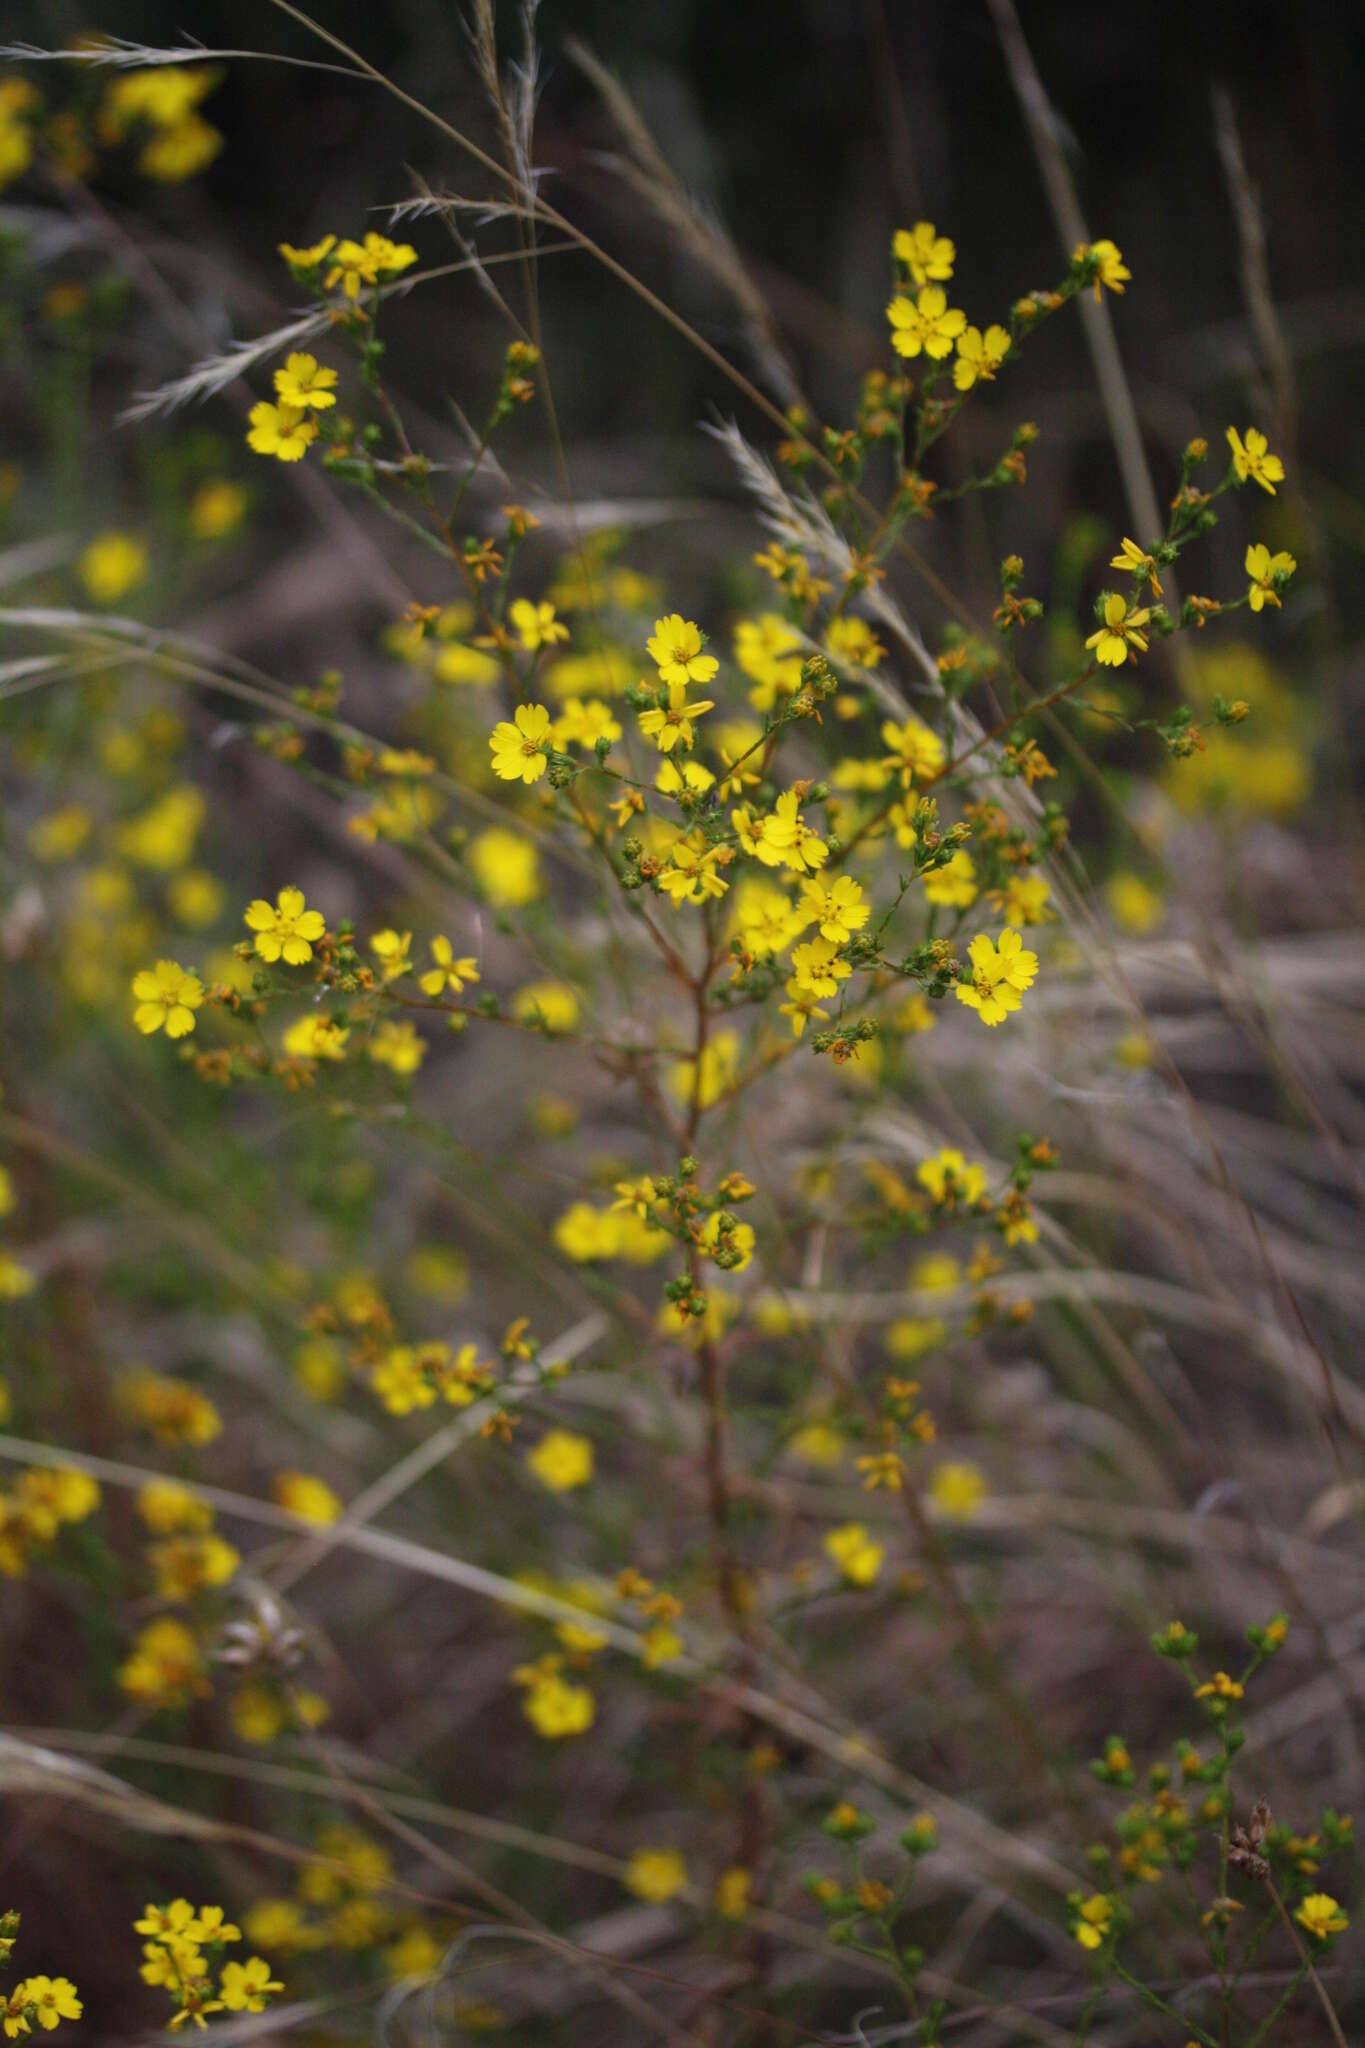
top-left (0, 8), bottom-right (1356, 2045)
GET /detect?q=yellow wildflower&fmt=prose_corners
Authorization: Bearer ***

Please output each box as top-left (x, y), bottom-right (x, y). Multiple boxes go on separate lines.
top-left (131, 960), bottom-right (204, 1038)
top-left (489, 702), bottom-right (552, 783)
top-left (243, 886), bottom-right (325, 964)
top-left (1245, 542), bottom-right (1296, 613)
top-left (887, 285), bottom-right (966, 361)
top-left (246, 401), bottom-right (318, 462)
top-left (273, 352), bottom-right (337, 411)
top-left (1226, 425), bottom-right (1284, 494)
top-left (1086, 593), bottom-right (1151, 666)
top-left (824, 1523), bottom-right (884, 1586)
top-left (892, 221), bottom-right (954, 285)
top-left (954, 927), bottom-right (1038, 1026)
top-left (527, 1430), bottom-right (594, 1492)
top-left (953, 323), bottom-right (1010, 391)
top-left (625, 1849), bottom-right (688, 1903)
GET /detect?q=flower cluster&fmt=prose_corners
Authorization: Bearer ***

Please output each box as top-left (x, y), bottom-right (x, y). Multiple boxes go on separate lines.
top-left (137, 1901), bottom-right (282, 2031)
top-left (0, 1466), bottom-right (100, 1579)
top-left (0, 1913), bottom-right (80, 2041)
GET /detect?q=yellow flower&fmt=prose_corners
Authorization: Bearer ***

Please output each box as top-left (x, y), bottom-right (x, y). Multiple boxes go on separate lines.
top-left (734, 613), bottom-right (803, 711)
top-left (641, 1622), bottom-right (683, 1667)
top-left (273, 1471), bottom-right (342, 1525)
top-left (658, 832), bottom-right (730, 904)
top-left (930, 1461), bottom-right (987, 1521)
top-left (134, 1899), bottom-right (202, 1942)
top-left (713, 1868), bottom-right (752, 1919)
top-left (490, 702), bottom-right (552, 783)
top-left (188, 479), bottom-right (247, 540)
top-left (230, 1684), bottom-right (285, 1744)
top-left (509, 599), bottom-right (569, 651)
top-left (552, 696), bottom-right (620, 749)
top-left (1226, 425), bottom-right (1284, 494)
top-left (646, 614), bottom-right (719, 688)
top-left (736, 789), bottom-right (829, 874)
top-left (527, 1429), bottom-right (594, 1492)
top-left (359, 231), bottom-right (417, 276)
top-left (790, 935), bottom-right (850, 1000)
top-left (556, 1204), bottom-right (618, 1269)
top-left (788, 1422), bottom-right (844, 1466)
top-left (468, 827), bottom-right (540, 907)
top-left (1086, 593), bottom-right (1151, 666)
top-left (102, 66), bottom-right (216, 132)
top-left (366, 1020), bottom-right (425, 1075)
top-left (433, 641), bottom-right (501, 687)
top-left (242, 1899), bottom-right (312, 1951)
top-left (778, 981), bottom-right (829, 1038)
top-left (194, 1906), bottom-right (241, 1945)
top-left (28, 805), bottom-right (91, 862)
top-left (7, 1977), bottom-right (82, 2034)
top-left (1245, 542), bottom-right (1296, 613)
top-left (273, 352), bottom-right (337, 411)
top-left (217, 1959), bottom-right (283, 2013)
top-left (13, 1468), bottom-right (98, 1538)
top-left (1194, 1670), bottom-right (1245, 1701)
top-left (132, 960), bottom-right (205, 1038)
top-left (544, 645), bottom-right (636, 696)
top-left (138, 113), bottom-right (222, 184)
top-left (278, 234), bottom-right (336, 269)
top-left (148, 1531), bottom-right (240, 1603)
top-left (119, 1370), bottom-right (221, 1447)
top-left (323, 237), bottom-right (380, 298)
top-left (917, 1148), bottom-right (986, 1207)
top-left (168, 869), bottom-right (224, 929)
top-left (371, 1346), bottom-right (436, 1415)
top-left (1077, 239), bottom-right (1130, 299)
top-left (369, 928), bottom-right (412, 981)
top-left (895, 992), bottom-right (936, 1034)
top-left (1295, 1892), bottom-right (1348, 1941)
top-left (625, 1848), bottom-right (688, 1903)
top-left (512, 981), bottom-right (580, 1032)
top-left (952, 323), bottom-right (1010, 392)
top-left (996, 872), bottom-right (1051, 926)
top-left (638, 680), bottom-right (715, 755)
top-left (824, 1523), bottom-right (884, 1586)
top-left (243, 886), bottom-right (326, 965)
top-left (923, 849), bottom-right (977, 908)
top-left (117, 785), bottom-right (204, 869)
top-left (886, 286), bottom-right (966, 362)
top-left (954, 927), bottom-right (1038, 1026)
top-left (420, 937), bottom-right (480, 996)
top-left (825, 616), bottom-right (885, 670)
top-left (797, 874), bottom-right (868, 944)
top-left (655, 756), bottom-right (715, 800)
top-left (881, 716), bottom-right (945, 785)
top-left (523, 1673), bottom-right (595, 1737)
top-left (117, 1617), bottom-right (208, 1705)
top-left (1072, 1893), bottom-right (1115, 1949)
top-left (553, 1202), bottom-right (618, 1261)
top-left (1106, 873), bottom-right (1163, 934)
top-left (77, 530), bottom-right (148, 604)
top-left (1110, 536), bottom-right (1162, 596)
top-left (892, 220), bottom-right (954, 285)
top-left (246, 401), bottom-right (318, 462)
top-left (384, 1923), bottom-right (442, 1981)
top-left (282, 1014), bottom-right (349, 1061)
top-left (727, 878), bottom-right (804, 957)
top-left (667, 1030), bottom-right (740, 1111)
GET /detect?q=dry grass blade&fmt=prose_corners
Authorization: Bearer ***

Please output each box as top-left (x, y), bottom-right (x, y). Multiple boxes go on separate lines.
top-left (565, 37), bottom-right (803, 407)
